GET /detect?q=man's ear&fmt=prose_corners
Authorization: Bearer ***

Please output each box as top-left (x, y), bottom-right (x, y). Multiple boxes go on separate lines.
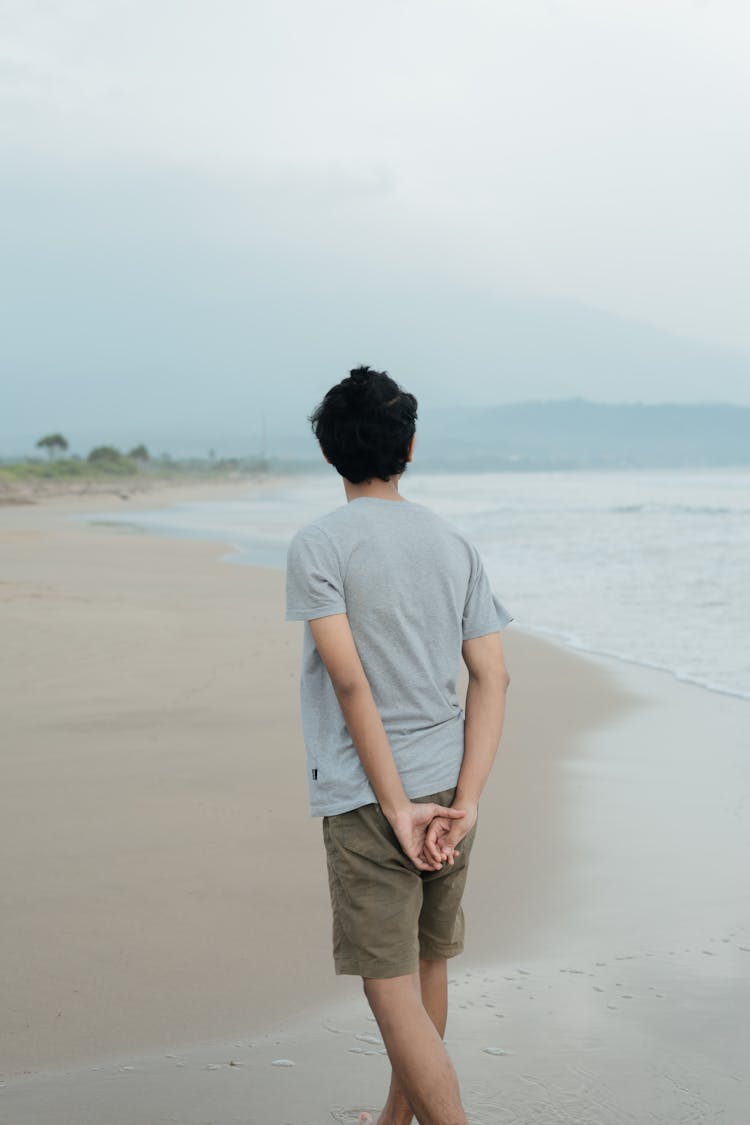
top-left (406, 434), bottom-right (416, 463)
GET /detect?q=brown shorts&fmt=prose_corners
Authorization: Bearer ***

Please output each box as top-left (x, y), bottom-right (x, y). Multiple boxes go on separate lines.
top-left (321, 787), bottom-right (477, 979)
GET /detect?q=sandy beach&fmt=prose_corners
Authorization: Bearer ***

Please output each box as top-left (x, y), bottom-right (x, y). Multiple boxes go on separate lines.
top-left (1, 480), bottom-right (748, 1123)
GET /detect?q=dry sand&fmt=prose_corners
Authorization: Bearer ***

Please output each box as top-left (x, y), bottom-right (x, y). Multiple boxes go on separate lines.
top-left (1, 481), bottom-right (748, 1123)
top-left (0, 469), bottom-right (262, 508)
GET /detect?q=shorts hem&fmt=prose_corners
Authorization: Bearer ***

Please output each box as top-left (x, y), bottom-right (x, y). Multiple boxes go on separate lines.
top-left (418, 942), bottom-right (464, 961)
top-left (334, 956), bottom-right (420, 980)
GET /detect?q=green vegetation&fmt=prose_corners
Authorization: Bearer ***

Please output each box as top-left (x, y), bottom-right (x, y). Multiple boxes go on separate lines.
top-left (86, 445), bottom-right (133, 470)
top-left (0, 434), bottom-right (272, 491)
top-left (36, 433), bottom-right (69, 458)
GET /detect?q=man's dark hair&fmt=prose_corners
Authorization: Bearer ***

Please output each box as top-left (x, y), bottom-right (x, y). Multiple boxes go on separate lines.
top-left (309, 366), bottom-right (418, 484)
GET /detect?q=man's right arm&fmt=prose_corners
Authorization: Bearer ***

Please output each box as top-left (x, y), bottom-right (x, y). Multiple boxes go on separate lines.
top-left (429, 632), bottom-right (510, 861)
top-left (455, 631), bottom-right (510, 808)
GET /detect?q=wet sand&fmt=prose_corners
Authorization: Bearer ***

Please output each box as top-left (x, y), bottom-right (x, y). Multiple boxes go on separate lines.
top-left (1, 482), bottom-right (748, 1122)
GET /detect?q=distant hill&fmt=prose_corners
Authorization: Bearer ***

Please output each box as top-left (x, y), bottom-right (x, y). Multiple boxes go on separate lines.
top-left (413, 400), bottom-right (750, 470)
top-left (6, 400), bottom-right (748, 470)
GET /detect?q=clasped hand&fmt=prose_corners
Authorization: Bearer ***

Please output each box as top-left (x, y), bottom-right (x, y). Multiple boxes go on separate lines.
top-left (387, 800), bottom-right (478, 872)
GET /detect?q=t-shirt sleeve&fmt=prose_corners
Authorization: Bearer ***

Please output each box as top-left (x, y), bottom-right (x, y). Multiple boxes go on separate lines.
top-left (285, 525), bottom-right (347, 621)
top-left (462, 545), bottom-right (514, 640)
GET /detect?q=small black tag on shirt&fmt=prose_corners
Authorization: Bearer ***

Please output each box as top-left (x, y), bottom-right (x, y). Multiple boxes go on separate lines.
top-left (312, 768), bottom-right (318, 780)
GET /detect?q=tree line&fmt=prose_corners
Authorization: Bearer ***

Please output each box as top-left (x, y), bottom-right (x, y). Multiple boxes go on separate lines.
top-left (35, 434), bottom-right (150, 463)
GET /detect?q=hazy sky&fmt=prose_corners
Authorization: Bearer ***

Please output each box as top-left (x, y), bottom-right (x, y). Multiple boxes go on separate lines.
top-left (2, 1), bottom-right (750, 453)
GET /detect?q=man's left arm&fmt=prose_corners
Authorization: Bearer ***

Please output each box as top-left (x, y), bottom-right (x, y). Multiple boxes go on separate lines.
top-left (309, 613), bottom-right (464, 871)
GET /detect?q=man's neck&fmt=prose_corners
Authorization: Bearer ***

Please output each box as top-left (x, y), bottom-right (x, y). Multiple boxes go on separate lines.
top-left (343, 475), bottom-right (407, 502)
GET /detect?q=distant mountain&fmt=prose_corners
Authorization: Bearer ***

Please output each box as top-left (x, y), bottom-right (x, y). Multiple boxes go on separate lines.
top-left (6, 282), bottom-right (750, 463)
top-left (412, 400), bottom-right (750, 470)
top-left (5, 399), bottom-right (749, 471)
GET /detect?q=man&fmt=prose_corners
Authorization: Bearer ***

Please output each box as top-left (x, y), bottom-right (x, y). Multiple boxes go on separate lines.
top-left (285, 366), bottom-right (512, 1125)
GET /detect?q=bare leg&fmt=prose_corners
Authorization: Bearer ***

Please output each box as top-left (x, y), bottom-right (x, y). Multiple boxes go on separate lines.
top-left (376, 959), bottom-right (450, 1125)
top-left (368, 959), bottom-right (466, 1125)
top-left (419, 957), bottom-right (449, 1037)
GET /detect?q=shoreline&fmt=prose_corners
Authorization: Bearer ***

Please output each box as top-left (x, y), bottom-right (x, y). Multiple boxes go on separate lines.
top-left (2, 486), bottom-right (747, 1120)
top-left (63, 482), bottom-right (750, 704)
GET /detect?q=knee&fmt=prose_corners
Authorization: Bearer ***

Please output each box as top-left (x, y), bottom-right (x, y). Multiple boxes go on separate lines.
top-left (362, 975), bottom-right (383, 1007)
top-left (362, 972), bottom-right (419, 1007)
top-left (419, 955), bottom-right (448, 977)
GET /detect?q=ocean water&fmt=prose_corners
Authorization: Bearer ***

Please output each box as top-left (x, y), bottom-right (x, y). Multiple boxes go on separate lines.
top-left (83, 468), bottom-right (750, 700)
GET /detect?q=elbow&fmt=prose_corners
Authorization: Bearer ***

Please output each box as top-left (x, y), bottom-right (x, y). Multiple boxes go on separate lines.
top-left (332, 673), bottom-right (368, 702)
top-left (468, 662), bottom-right (510, 693)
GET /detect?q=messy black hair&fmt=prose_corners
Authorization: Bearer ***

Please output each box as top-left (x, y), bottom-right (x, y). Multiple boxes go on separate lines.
top-left (309, 366), bottom-right (418, 484)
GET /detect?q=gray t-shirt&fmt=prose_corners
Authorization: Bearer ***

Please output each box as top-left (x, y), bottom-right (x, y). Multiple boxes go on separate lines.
top-left (285, 496), bottom-right (513, 816)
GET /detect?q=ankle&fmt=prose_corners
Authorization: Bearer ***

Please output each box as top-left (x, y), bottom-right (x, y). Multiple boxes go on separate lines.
top-left (376, 1100), bottom-right (413, 1125)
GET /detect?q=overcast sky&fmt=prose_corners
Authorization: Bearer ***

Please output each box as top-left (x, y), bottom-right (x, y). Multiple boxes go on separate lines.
top-left (2, 1), bottom-right (750, 454)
